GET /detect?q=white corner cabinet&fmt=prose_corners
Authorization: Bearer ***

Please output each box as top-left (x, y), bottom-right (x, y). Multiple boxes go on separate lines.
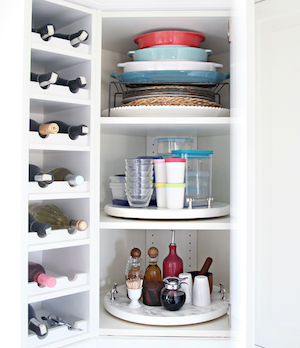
top-left (0, 0), bottom-right (257, 347)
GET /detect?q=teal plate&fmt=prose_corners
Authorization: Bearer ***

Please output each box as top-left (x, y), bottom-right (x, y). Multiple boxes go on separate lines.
top-left (111, 70), bottom-right (230, 84)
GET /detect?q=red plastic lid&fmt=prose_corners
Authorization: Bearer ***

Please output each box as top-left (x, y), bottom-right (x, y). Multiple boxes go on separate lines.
top-left (153, 159), bottom-right (165, 163)
top-left (165, 158), bottom-right (186, 163)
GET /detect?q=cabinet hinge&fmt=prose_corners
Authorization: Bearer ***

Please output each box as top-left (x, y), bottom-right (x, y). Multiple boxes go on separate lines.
top-left (228, 20), bottom-right (231, 44)
top-left (227, 302), bottom-right (231, 328)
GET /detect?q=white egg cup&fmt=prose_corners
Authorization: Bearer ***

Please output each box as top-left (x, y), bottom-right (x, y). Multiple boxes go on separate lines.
top-left (127, 287), bottom-right (142, 308)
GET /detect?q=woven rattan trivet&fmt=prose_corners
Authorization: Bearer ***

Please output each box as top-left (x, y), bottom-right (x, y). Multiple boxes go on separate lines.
top-left (123, 85), bottom-right (216, 100)
top-left (121, 96), bottom-right (221, 108)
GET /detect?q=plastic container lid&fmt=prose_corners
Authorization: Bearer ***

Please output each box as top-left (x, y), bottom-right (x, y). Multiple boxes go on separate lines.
top-left (156, 137), bottom-right (193, 142)
top-left (153, 159), bottom-right (165, 163)
top-left (172, 150), bottom-right (213, 158)
top-left (164, 183), bottom-right (186, 188)
top-left (165, 158), bottom-right (186, 163)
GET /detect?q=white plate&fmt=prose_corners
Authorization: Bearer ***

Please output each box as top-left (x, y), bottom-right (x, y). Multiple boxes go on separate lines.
top-left (102, 105), bottom-right (230, 118)
top-left (117, 61), bottom-right (223, 73)
top-left (104, 284), bottom-right (229, 326)
top-left (104, 202), bottom-right (230, 220)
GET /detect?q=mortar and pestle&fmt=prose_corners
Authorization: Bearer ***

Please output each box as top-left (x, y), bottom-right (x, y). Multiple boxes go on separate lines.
top-left (189, 257), bottom-right (213, 294)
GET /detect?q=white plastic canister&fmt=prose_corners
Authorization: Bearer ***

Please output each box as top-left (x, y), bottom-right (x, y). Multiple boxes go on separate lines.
top-left (155, 182), bottom-right (166, 208)
top-left (165, 158), bottom-right (186, 183)
top-left (153, 159), bottom-right (166, 183)
top-left (165, 183), bottom-right (186, 209)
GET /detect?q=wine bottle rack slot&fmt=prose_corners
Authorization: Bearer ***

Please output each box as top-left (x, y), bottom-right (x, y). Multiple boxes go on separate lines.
top-left (29, 132), bottom-right (90, 146)
top-left (30, 81), bottom-right (90, 101)
top-left (29, 181), bottom-right (89, 194)
top-left (28, 228), bottom-right (89, 252)
top-left (28, 272), bottom-right (89, 301)
top-left (31, 32), bottom-right (91, 56)
top-left (28, 306), bottom-right (87, 347)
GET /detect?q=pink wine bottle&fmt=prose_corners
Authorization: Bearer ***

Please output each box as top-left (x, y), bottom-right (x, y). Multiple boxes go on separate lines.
top-left (28, 262), bottom-right (56, 288)
top-left (163, 230), bottom-right (183, 278)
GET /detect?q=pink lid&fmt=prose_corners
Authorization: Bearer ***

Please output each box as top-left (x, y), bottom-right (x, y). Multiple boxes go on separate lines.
top-left (37, 273), bottom-right (57, 288)
top-left (165, 158), bottom-right (186, 163)
top-left (153, 159), bottom-right (165, 163)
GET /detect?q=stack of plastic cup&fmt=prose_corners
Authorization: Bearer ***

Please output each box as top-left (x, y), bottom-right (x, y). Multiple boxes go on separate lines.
top-left (125, 158), bottom-right (154, 207)
top-left (164, 158), bottom-right (186, 209)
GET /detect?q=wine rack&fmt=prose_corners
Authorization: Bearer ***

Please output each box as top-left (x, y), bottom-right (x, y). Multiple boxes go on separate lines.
top-left (27, 0), bottom-right (99, 346)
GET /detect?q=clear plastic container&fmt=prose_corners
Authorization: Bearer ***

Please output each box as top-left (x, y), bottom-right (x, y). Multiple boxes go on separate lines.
top-left (109, 182), bottom-right (126, 200)
top-left (172, 150), bottom-right (213, 207)
top-left (109, 175), bottom-right (125, 183)
top-left (156, 137), bottom-right (194, 158)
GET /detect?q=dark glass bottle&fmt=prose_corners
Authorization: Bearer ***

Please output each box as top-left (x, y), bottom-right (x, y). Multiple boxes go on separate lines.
top-left (29, 213), bottom-right (51, 238)
top-left (28, 262), bottom-right (56, 288)
top-left (53, 30), bottom-right (89, 47)
top-left (45, 120), bottom-right (88, 140)
top-left (30, 119), bottom-right (59, 138)
top-left (55, 76), bottom-right (87, 93)
top-left (31, 71), bottom-right (58, 89)
top-left (29, 164), bottom-right (54, 188)
top-left (163, 230), bottom-right (183, 278)
top-left (143, 247), bottom-right (163, 306)
top-left (32, 24), bottom-right (55, 41)
top-left (28, 304), bottom-right (48, 339)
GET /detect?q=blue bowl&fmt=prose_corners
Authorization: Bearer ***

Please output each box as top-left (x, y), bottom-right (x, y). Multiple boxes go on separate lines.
top-left (128, 45), bottom-right (212, 62)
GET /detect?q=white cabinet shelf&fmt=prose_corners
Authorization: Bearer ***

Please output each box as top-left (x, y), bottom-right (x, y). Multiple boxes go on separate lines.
top-left (99, 210), bottom-right (231, 230)
top-left (100, 116), bottom-right (230, 136)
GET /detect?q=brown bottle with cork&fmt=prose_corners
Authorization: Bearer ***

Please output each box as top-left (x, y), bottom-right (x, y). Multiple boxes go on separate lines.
top-left (143, 247), bottom-right (164, 306)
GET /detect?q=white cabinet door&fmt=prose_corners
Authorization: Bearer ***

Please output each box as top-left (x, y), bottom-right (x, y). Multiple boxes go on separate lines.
top-left (255, 1), bottom-right (300, 347)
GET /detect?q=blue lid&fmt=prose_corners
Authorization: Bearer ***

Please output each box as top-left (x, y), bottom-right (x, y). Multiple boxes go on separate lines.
top-left (172, 150), bottom-right (213, 158)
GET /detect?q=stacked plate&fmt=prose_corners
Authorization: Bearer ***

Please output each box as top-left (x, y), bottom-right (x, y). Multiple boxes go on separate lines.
top-left (112, 30), bottom-right (229, 108)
